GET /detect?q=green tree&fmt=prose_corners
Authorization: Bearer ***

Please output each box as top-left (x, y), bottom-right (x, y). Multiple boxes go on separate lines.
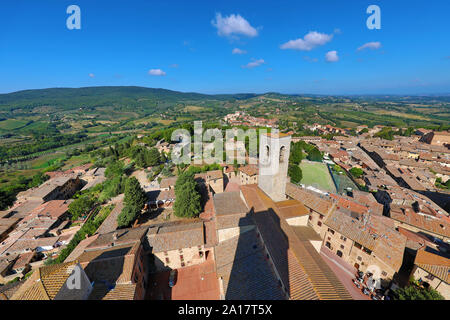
top-left (395, 285), bottom-right (444, 300)
top-left (349, 167), bottom-right (364, 178)
top-left (306, 147), bottom-right (322, 162)
top-left (288, 164), bottom-right (303, 184)
top-left (68, 196), bottom-right (96, 220)
top-left (105, 160), bottom-right (124, 178)
top-left (173, 172), bottom-right (201, 218)
top-left (117, 205), bottom-right (140, 228)
top-left (123, 177), bottom-right (146, 209)
top-left (289, 142), bottom-right (304, 165)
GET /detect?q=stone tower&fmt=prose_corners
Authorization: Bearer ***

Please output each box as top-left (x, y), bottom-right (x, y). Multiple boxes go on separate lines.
top-left (258, 132), bottom-right (291, 202)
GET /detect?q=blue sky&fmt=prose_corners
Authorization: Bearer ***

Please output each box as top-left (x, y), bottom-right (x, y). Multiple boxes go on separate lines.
top-left (0, 0), bottom-right (449, 94)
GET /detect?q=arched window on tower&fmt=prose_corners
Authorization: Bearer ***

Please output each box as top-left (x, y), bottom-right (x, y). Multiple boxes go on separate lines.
top-left (279, 146), bottom-right (286, 163)
top-left (265, 145), bottom-right (270, 160)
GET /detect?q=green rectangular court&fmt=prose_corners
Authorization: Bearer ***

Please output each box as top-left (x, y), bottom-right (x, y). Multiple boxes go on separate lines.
top-left (299, 161), bottom-right (336, 193)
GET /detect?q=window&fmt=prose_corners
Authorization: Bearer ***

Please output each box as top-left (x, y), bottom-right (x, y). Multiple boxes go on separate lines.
top-left (279, 146), bottom-right (286, 163)
top-left (165, 258), bottom-right (170, 264)
top-left (309, 215), bottom-right (312, 221)
top-left (319, 214), bottom-right (324, 220)
top-left (363, 247), bottom-right (372, 255)
top-left (265, 145), bottom-right (270, 159)
top-left (340, 235), bottom-right (347, 242)
top-left (354, 242), bottom-right (362, 250)
top-left (381, 271), bottom-right (387, 277)
top-left (337, 250), bottom-right (343, 258)
top-left (325, 242), bottom-right (331, 249)
top-left (181, 262), bottom-right (185, 267)
top-left (317, 221), bottom-right (322, 227)
top-left (327, 228), bottom-right (335, 235)
top-left (180, 255), bottom-right (184, 261)
top-left (357, 256), bottom-right (362, 261)
top-left (340, 244), bottom-right (345, 250)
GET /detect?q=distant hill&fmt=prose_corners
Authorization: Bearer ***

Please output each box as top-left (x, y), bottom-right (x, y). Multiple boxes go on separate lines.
top-left (0, 86), bottom-right (258, 111)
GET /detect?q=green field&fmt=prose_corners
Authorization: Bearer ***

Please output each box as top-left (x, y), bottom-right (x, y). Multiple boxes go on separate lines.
top-left (299, 161), bottom-right (336, 193)
top-left (0, 119), bottom-right (29, 130)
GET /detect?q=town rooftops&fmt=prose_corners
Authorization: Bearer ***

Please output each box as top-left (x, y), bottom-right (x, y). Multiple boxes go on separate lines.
top-left (414, 248), bottom-right (450, 283)
top-left (1, 200), bottom-right (43, 219)
top-left (324, 211), bottom-right (406, 272)
top-left (146, 221), bottom-right (204, 253)
top-left (390, 204), bottom-right (450, 238)
top-left (20, 175), bottom-right (77, 200)
top-left (24, 200), bottom-right (70, 222)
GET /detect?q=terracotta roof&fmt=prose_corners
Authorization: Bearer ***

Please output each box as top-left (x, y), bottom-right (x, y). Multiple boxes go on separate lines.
top-left (415, 249), bottom-right (450, 283)
top-left (213, 192), bottom-right (248, 216)
top-left (10, 251), bottom-right (35, 270)
top-left (206, 170), bottom-right (223, 180)
top-left (329, 194), bottom-right (369, 216)
top-left (273, 200), bottom-right (309, 219)
top-left (11, 261), bottom-right (80, 300)
top-left (88, 283), bottom-right (137, 300)
top-left (214, 228), bottom-right (286, 300)
top-left (390, 205), bottom-right (450, 238)
top-left (64, 234), bottom-right (99, 262)
top-left (24, 200), bottom-right (69, 221)
top-left (147, 221), bottom-right (204, 253)
top-left (3, 200), bottom-right (43, 219)
top-left (238, 164), bottom-right (259, 176)
top-left (159, 177), bottom-right (177, 189)
top-left (398, 227), bottom-right (433, 250)
top-left (285, 183), bottom-right (335, 216)
top-left (96, 202), bottom-right (123, 235)
top-left (79, 243), bottom-right (139, 284)
top-left (263, 132), bottom-right (291, 138)
top-left (324, 211), bottom-right (406, 271)
top-left (86, 226), bottom-right (147, 250)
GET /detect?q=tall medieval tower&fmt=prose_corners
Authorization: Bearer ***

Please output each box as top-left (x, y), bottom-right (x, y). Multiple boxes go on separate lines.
top-left (258, 132), bottom-right (291, 202)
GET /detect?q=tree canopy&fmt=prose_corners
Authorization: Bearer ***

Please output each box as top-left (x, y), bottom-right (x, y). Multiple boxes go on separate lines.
top-left (173, 171), bottom-right (201, 218)
top-left (288, 164), bottom-right (303, 184)
top-left (395, 285), bottom-right (444, 300)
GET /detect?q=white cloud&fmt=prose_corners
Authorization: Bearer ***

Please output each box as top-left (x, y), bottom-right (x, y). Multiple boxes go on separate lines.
top-left (169, 64), bottom-right (179, 68)
top-left (357, 41), bottom-right (382, 51)
top-left (242, 58), bottom-right (265, 69)
top-left (325, 51), bottom-right (339, 62)
top-left (280, 31), bottom-right (333, 51)
top-left (148, 69), bottom-right (166, 76)
top-left (232, 48), bottom-right (247, 55)
top-left (88, 73), bottom-right (95, 78)
top-left (212, 13), bottom-right (258, 38)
